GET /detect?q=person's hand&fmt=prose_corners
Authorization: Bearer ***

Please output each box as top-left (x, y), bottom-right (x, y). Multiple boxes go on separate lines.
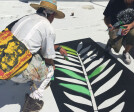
top-left (59, 47), bottom-right (67, 57)
top-left (108, 24), bottom-right (114, 31)
top-left (55, 45), bottom-right (68, 60)
top-left (122, 24), bottom-right (133, 35)
top-left (44, 58), bottom-right (55, 69)
top-left (53, 65), bottom-right (55, 70)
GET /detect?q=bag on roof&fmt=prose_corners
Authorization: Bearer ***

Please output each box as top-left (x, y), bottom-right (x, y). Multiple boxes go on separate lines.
top-left (0, 28), bottom-right (32, 79)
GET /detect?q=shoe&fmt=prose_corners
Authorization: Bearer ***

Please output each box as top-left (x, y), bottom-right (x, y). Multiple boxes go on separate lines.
top-left (122, 52), bottom-right (131, 64)
top-left (22, 94), bottom-right (44, 112)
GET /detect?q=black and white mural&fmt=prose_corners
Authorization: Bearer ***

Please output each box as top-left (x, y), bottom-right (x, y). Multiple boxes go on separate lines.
top-left (51, 38), bottom-right (134, 112)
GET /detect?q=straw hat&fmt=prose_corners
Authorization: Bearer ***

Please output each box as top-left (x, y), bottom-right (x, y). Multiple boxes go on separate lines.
top-left (30, 0), bottom-right (65, 19)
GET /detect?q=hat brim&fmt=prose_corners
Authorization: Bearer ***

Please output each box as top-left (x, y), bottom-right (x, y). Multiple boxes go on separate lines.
top-left (30, 4), bottom-right (65, 19)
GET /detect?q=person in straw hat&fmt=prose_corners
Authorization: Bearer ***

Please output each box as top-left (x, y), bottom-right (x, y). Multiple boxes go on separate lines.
top-left (10, 0), bottom-right (67, 111)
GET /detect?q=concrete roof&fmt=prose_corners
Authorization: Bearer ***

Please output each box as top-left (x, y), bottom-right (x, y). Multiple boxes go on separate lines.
top-left (0, 1), bottom-right (134, 112)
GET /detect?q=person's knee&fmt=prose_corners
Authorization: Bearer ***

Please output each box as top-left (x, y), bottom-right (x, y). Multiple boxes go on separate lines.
top-left (127, 28), bottom-right (134, 37)
top-left (125, 29), bottom-right (134, 46)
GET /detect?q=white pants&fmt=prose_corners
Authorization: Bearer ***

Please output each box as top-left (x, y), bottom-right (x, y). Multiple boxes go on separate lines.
top-left (30, 66), bottom-right (54, 100)
top-left (11, 66), bottom-right (54, 100)
top-left (11, 54), bottom-right (54, 100)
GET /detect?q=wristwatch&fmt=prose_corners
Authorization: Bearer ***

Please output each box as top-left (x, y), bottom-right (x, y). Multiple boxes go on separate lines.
top-left (56, 46), bottom-right (62, 52)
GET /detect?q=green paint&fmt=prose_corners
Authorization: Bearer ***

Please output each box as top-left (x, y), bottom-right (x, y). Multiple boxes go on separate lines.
top-left (67, 51), bottom-right (77, 56)
top-left (59, 83), bottom-right (90, 96)
top-left (51, 76), bottom-right (54, 81)
top-left (61, 45), bottom-right (77, 53)
top-left (88, 66), bottom-right (105, 79)
top-left (56, 68), bottom-right (86, 81)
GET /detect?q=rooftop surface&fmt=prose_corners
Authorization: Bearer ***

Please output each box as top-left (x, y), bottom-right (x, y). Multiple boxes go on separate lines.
top-left (0, 1), bottom-right (134, 112)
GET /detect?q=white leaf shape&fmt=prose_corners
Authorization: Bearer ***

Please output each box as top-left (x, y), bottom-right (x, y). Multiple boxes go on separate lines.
top-left (64, 92), bottom-right (92, 106)
top-left (54, 59), bottom-right (81, 67)
top-left (86, 56), bottom-right (104, 72)
top-left (56, 55), bottom-right (80, 63)
top-left (81, 49), bottom-right (96, 60)
top-left (91, 64), bottom-right (116, 85)
top-left (94, 70), bottom-right (123, 97)
top-left (55, 51), bottom-right (61, 54)
top-left (83, 52), bottom-right (98, 64)
top-left (109, 102), bottom-right (125, 112)
top-left (56, 77), bottom-right (87, 85)
top-left (98, 90), bottom-right (126, 110)
top-left (67, 54), bottom-right (79, 59)
top-left (64, 103), bottom-right (87, 112)
top-left (79, 46), bottom-right (91, 55)
top-left (55, 64), bottom-right (83, 73)
top-left (77, 41), bottom-right (83, 52)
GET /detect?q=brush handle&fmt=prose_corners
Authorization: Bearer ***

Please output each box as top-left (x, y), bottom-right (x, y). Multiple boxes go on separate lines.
top-left (64, 54), bottom-right (69, 61)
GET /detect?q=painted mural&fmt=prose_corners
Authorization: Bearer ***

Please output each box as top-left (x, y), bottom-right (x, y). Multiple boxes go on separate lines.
top-left (51, 38), bottom-right (134, 112)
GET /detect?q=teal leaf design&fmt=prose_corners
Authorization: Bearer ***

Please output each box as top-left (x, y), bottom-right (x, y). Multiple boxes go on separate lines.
top-left (60, 45), bottom-right (77, 56)
top-left (88, 59), bottom-right (110, 79)
top-left (91, 64), bottom-right (116, 85)
top-left (67, 51), bottom-right (77, 56)
top-left (88, 66), bottom-right (105, 79)
top-left (56, 68), bottom-right (86, 82)
top-left (55, 64), bottom-right (83, 73)
top-left (59, 83), bottom-right (90, 96)
top-left (61, 45), bottom-right (77, 53)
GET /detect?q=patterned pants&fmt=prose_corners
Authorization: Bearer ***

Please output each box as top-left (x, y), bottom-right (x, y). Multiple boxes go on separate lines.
top-left (11, 54), bottom-right (54, 100)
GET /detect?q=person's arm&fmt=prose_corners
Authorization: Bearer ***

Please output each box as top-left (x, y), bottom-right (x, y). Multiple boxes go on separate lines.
top-left (54, 45), bottom-right (61, 51)
top-left (55, 45), bottom-right (67, 56)
top-left (44, 58), bottom-right (55, 70)
top-left (104, 16), bottom-right (114, 31)
top-left (103, 0), bottom-right (115, 31)
top-left (130, 21), bottom-right (134, 28)
top-left (40, 26), bottom-right (56, 69)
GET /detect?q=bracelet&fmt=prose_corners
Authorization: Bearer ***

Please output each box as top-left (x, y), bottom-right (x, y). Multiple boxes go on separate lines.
top-left (56, 46), bottom-right (62, 52)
